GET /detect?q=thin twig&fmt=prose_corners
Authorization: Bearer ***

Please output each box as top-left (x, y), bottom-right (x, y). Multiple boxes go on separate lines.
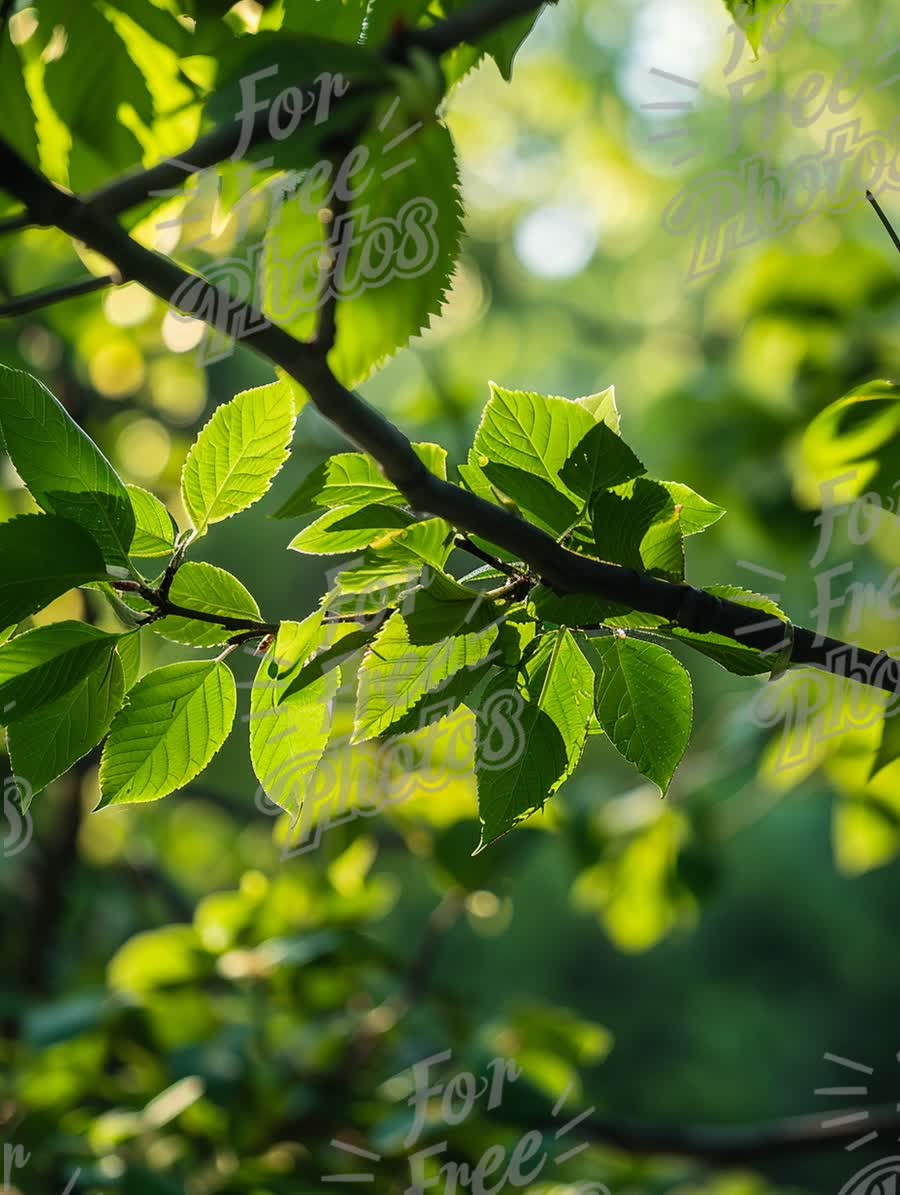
top-left (867, 189), bottom-right (900, 256)
top-left (454, 534), bottom-right (520, 577)
top-left (0, 274), bottom-right (117, 318)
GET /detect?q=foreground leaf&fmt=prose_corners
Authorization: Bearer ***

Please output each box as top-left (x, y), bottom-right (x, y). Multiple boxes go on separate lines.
top-left (127, 485), bottom-right (177, 558)
top-left (0, 514), bottom-right (108, 628)
top-left (0, 366), bottom-right (135, 566)
top-left (154, 562), bottom-right (262, 648)
top-left (250, 619), bottom-right (336, 816)
top-left (665, 584), bottom-right (787, 676)
top-left (288, 504), bottom-right (414, 554)
top-left (0, 623), bottom-right (121, 724)
top-left (591, 478), bottom-right (684, 580)
top-left (560, 421), bottom-right (646, 501)
top-left (589, 635), bottom-right (692, 795)
top-left (476, 630), bottom-right (594, 850)
top-left (99, 660), bottom-right (237, 806)
top-left (273, 443), bottom-right (446, 519)
top-left (8, 651), bottom-right (126, 802)
top-left (181, 379), bottom-right (299, 536)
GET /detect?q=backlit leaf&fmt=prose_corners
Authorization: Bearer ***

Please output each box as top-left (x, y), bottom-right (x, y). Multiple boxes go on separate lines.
top-left (0, 514), bottom-right (108, 628)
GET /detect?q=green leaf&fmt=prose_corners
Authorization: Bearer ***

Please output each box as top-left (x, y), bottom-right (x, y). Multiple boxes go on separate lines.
top-left (181, 379), bottom-right (299, 536)
top-left (272, 442), bottom-right (446, 519)
top-left (588, 635), bottom-right (692, 795)
top-left (799, 379), bottom-right (900, 509)
top-left (591, 478), bottom-right (684, 580)
top-left (664, 584), bottom-right (787, 676)
top-left (576, 385), bottom-right (621, 432)
top-left (723, 0), bottom-right (791, 54)
top-left (39, 0), bottom-right (151, 188)
top-left (117, 631), bottom-right (143, 690)
top-left (250, 618), bottom-right (336, 816)
top-left (288, 504), bottom-right (414, 555)
top-left (326, 518), bottom-right (453, 616)
top-left (8, 651), bottom-right (126, 803)
top-left (476, 629), bottom-right (594, 850)
top-left (663, 482), bottom-right (725, 536)
top-left (263, 112), bottom-right (463, 387)
top-left (98, 660), bottom-right (237, 806)
top-left (870, 712), bottom-right (900, 781)
top-left (560, 422), bottom-right (646, 502)
top-left (1, 36), bottom-right (38, 194)
top-left (0, 514), bottom-right (108, 628)
top-left (153, 562), bottom-right (262, 648)
top-left (0, 622), bottom-right (121, 724)
top-left (473, 384), bottom-right (596, 494)
top-left (0, 366), bottom-right (135, 567)
top-left (480, 462), bottom-right (579, 536)
top-left (127, 485), bottom-right (177, 558)
top-left (353, 577), bottom-right (503, 741)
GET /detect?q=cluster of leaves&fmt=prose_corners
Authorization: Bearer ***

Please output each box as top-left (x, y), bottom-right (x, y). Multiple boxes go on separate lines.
top-left (0, 361), bottom-right (808, 853)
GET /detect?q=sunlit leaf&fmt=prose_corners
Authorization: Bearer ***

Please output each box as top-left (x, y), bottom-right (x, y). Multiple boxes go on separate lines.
top-left (98, 660), bottom-right (237, 806)
top-left (181, 379), bottom-right (299, 536)
top-left (288, 504), bottom-right (414, 554)
top-left (591, 478), bottom-right (684, 580)
top-left (127, 485), bottom-right (177, 558)
top-left (664, 584), bottom-right (787, 675)
top-left (154, 562), bottom-right (262, 648)
top-left (560, 420), bottom-right (646, 502)
top-left (0, 622), bottom-right (121, 724)
top-left (0, 366), bottom-right (135, 567)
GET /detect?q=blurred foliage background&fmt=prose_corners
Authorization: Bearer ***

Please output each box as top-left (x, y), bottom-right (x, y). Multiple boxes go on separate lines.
top-left (2, 0), bottom-right (900, 1192)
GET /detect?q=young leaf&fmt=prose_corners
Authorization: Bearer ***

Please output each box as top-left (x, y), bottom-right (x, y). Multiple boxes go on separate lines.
top-left (476, 629), bottom-right (594, 850)
top-left (263, 115), bottom-right (463, 387)
top-left (181, 379), bottom-right (299, 536)
top-left (250, 619), bottom-right (336, 816)
top-left (153, 562), bottom-right (262, 648)
top-left (8, 651), bottom-right (126, 803)
top-left (98, 660), bottom-right (237, 806)
top-left (480, 463), bottom-right (579, 536)
top-left (591, 478), bottom-right (684, 580)
top-left (272, 443), bottom-right (446, 520)
top-left (353, 578), bottom-right (503, 741)
top-left (127, 484), bottom-right (177, 558)
top-left (288, 504), bottom-right (414, 555)
top-left (0, 366), bottom-right (135, 566)
top-left (0, 514), bottom-right (108, 628)
top-left (0, 622), bottom-right (121, 723)
top-left (588, 635), bottom-right (693, 795)
top-left (560, 421), bottom-right (646, 501)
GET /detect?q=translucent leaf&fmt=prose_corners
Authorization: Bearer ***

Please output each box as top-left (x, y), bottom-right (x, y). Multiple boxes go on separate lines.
top-left (153, 562), bottom-right (262, 648)
top-left (181, 379), bottom-right (299, 536)
top-left (588, 635), bottom-right (693, 795)
top-left (8, 651), bottom-right (125, 802)
top-left (288, 504), bottom-right (414, 554)
top-left (250, 618), bottom-right (336, 816)
top-left (723, 0), bottom-right (791, 53)
top-left (0, 622), bottom-right (121, 724)
top-left (0, 514), bottom-right (108, 628)
top-left (354, 577), bottom-right (503, 741)
top-left (476, 629), bottom-right (594, 850)
top-left (98, 660), bottom-right (237, 806)
top-left (0, 366), bottom-right (135, 567)
top-left (263, 111), bottom-right (463, 386)
top-left (273, 442), bottom-right (445, 519)
top-left (662, 482), bottom-right (725, 536)
top-left (127, 485), bottom-right (177, 558)
top-left (480, 462), bottom-right (579, 536)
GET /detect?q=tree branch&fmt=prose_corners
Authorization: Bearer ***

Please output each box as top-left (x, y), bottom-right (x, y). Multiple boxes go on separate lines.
top-left (540, 1101), bottom-right (900, 1164)
top-left (0, 274), bottom-right (117, 317)
top-left (1, 137), bottom-right (898, 695)
top-left (868, 189), bottom-right (900, 256)
top-left (397, 0), bottom-right (551, 57)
